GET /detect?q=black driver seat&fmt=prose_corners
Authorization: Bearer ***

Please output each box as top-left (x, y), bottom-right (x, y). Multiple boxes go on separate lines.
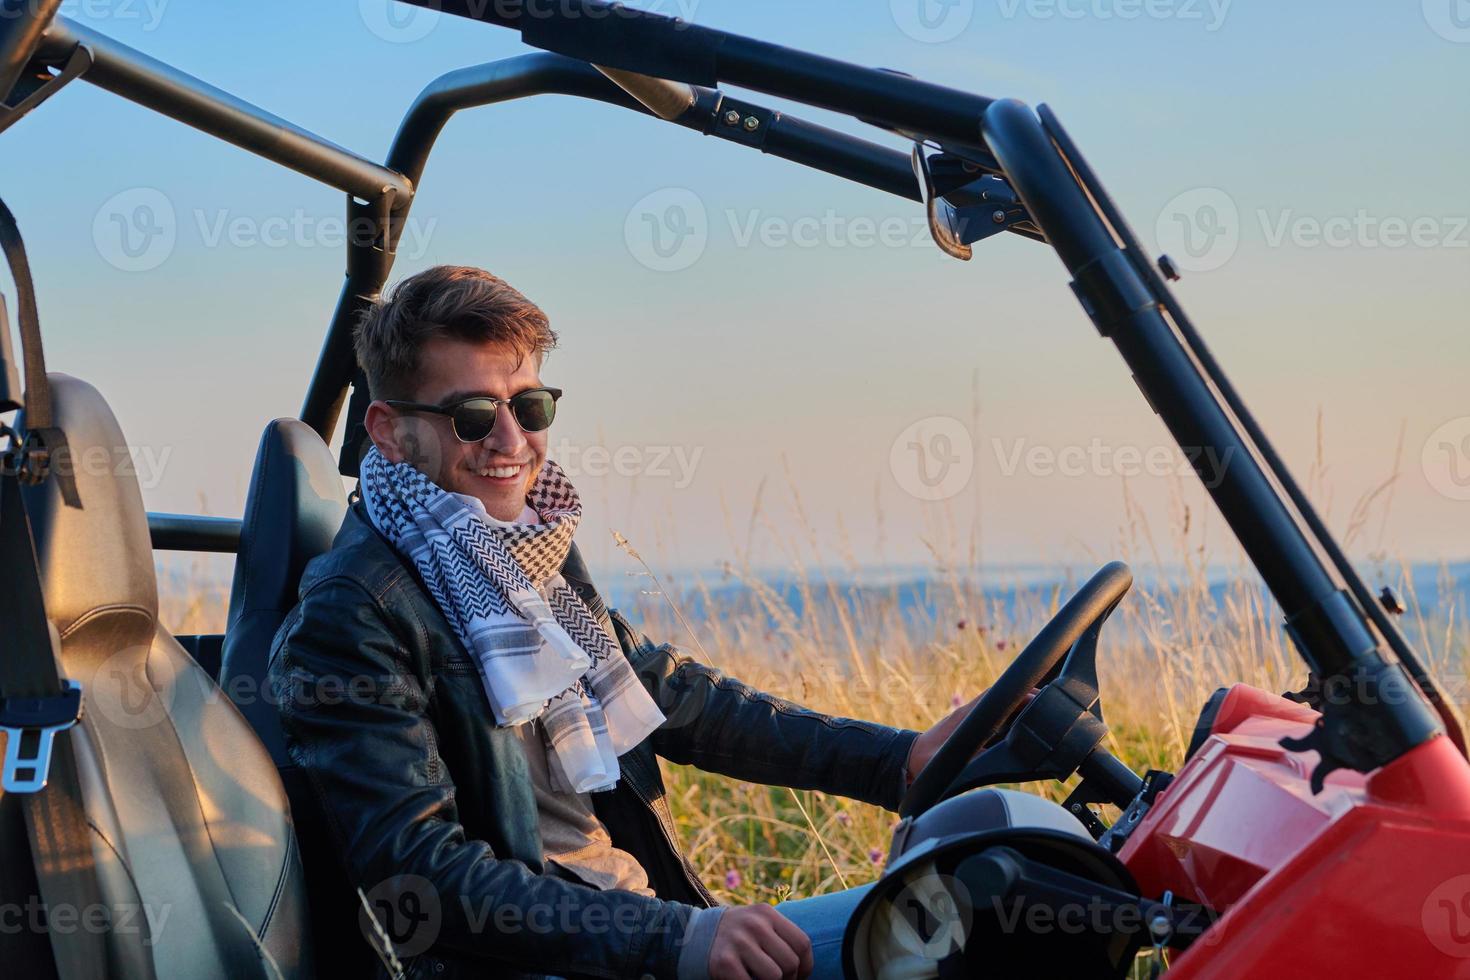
top-left (14, 374), bottom-right (311, 977)
top-left (220, 418), bottom-right (348, 767)
top-left (218, 417), bottom-right (372, 974)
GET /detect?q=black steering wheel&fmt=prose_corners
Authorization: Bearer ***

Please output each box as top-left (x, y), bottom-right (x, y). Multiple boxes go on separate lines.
top-left (899, 561), bottom-right (1134, 818)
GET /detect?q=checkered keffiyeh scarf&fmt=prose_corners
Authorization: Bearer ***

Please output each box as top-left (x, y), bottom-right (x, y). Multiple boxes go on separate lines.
top-left (359, 447), bottom-right (664, 793)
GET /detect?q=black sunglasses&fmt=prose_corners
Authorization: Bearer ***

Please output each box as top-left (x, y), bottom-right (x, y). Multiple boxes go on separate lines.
top-left (385, 387), bottom-right (562, 443)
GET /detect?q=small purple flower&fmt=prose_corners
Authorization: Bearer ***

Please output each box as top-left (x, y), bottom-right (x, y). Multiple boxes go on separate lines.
top-left (950, 693), bottom-right (964, 708)
top-left (724, 868), bottom-right (742, 889)
top-left (956, 619), bottom-right (968, 631)
top-left (996, 639), bottom-right (1008, 651)
top-left (836, 811), bottom-right (851, 827)
top-left (868, 848), bottom-right (884, 865)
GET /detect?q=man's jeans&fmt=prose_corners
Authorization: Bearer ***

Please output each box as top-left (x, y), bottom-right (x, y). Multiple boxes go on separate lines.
top-left (776, 884), bottom-right (875, 979)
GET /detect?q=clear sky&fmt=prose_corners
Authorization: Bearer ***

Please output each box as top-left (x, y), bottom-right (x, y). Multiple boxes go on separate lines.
top-left (2, 0), bottom-right (1466, 578)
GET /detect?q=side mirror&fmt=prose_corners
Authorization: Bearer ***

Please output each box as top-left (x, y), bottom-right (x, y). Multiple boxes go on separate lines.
top-left (912, 144), bottom-right (1033, 261)
top-left (911, 143), bottom-right (973, 260)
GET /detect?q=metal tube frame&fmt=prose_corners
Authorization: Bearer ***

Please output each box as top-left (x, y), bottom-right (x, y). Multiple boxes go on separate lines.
top-left (147, 512), bottom-right (242, 553)
top-left (35, 18), bottom-right (412, 204)
top-left (3, 3), bottom-right (1459, 775)
top-left (313, 54), bottom-right (938, 456)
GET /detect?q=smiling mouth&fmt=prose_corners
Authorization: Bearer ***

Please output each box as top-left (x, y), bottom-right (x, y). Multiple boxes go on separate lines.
top-left (471, 462), bottom-right (528, 481)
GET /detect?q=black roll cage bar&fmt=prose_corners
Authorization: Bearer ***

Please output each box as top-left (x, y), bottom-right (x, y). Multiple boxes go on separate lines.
top-left (2, 3), bottom-right (1461, 784)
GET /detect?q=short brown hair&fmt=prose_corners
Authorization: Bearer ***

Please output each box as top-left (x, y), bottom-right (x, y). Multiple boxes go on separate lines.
top-left (353, 265), bottom-right (558, 400)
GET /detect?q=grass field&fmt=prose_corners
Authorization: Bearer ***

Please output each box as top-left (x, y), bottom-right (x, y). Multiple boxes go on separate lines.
top-left (608, 515), bottom-right (1468, 909)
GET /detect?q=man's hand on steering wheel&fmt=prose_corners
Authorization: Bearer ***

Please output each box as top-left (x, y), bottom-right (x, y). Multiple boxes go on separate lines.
top-left (898, 562), bottom-right (1136, 818)
top-left (904, 689), bottom-right (1039, 789)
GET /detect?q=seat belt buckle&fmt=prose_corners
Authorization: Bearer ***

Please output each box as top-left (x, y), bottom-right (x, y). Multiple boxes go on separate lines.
top-left (0, 679), bottom-right (83, 793)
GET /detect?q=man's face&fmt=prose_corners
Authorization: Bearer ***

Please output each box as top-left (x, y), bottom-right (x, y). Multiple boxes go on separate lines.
top-left (372, 336), bottom-right (550, 522)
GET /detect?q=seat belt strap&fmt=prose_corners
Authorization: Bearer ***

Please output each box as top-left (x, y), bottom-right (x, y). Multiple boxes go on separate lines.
top-left (0, 192), bottom-right (115, 977)
top-left (0, 474), bottom-right (114, 977)
top-left (0, 196), bottom-right (49, 431)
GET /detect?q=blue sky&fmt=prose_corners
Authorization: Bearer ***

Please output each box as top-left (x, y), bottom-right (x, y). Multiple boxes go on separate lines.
top-left (2, 0), bottom-right (1467, 578)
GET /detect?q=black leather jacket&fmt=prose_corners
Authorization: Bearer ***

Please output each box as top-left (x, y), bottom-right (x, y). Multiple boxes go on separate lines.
top-left (269, 502), bottom-right (919, 979)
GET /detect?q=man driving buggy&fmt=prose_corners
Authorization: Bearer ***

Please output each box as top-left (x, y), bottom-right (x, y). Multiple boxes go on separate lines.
top-left (269, 264), bottom-right (992, 980)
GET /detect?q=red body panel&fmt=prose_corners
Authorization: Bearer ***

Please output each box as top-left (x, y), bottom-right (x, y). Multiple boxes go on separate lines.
top-left (1120, 684), bottom-right (1470, 978)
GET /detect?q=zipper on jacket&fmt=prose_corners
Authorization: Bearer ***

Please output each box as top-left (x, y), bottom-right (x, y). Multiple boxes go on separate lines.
top-left (621, 754), bottom-right (716, 906)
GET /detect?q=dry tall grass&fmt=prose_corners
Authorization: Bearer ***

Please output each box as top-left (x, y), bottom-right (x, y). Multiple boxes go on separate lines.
top-left (610, 484), bottom-right (1468, 909)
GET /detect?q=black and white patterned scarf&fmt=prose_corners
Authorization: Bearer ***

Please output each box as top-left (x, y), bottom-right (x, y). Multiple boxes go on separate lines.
top-left (359, 446), bottom-right (664, 793)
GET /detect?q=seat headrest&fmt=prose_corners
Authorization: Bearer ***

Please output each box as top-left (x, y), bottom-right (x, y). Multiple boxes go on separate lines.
top-left (227, 418), bottom-right (347, 628)
top-left (19, 373), bottom-right (158, 639)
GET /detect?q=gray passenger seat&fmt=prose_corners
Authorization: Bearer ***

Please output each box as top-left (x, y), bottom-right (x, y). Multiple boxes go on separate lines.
top-left (16, 374), bottom-right (312, 978)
